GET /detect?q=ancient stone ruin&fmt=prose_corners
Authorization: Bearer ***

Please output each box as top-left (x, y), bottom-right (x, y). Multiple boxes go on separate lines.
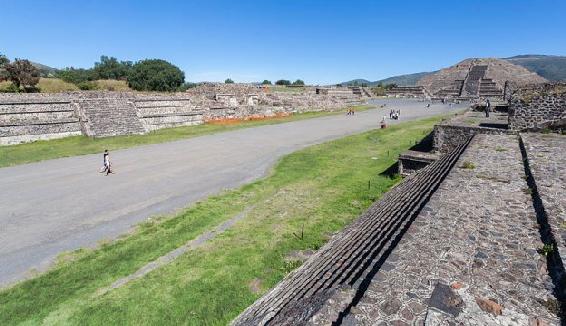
top-left (387, 58), bottom-right (547, 100)
top-left (233, 83), bottom-right (566, 325)
top-left (0, 84), bottom-right (370, 145)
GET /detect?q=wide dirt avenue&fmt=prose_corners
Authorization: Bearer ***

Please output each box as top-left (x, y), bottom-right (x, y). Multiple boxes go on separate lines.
top-left (0, 99), bottom-right (461, 286)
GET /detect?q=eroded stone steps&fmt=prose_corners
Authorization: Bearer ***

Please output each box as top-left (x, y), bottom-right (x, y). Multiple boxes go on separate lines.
top-left (232, 138), bottom-right (472, 325)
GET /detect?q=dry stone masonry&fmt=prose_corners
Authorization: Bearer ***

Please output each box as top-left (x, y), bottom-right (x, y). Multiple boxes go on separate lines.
top-left (509, 83), bottom-right (566, 131)
top-left (0, 85), bottom-right (368, 145)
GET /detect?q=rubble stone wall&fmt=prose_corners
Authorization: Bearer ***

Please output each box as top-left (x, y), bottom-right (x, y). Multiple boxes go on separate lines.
top-left (508, 83), bottom-right (566, 131)
top-left (0, 87), bottom-right (365, 145)
top-left (432, 124), bottom-right (509, 153)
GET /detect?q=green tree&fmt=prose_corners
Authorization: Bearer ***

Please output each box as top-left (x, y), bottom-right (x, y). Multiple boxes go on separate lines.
top-left (56, 67), bottom-right (96, 85)
top-left (0, 53), bottom-right (10, 80)
top-left (224, 78), bottom-right (234, 84)
top-left (128, 59), bottom-right (185, 92)
top-left (275, 79), bottom-right (291, 86)
top-left (93, 55), bottom-right (133, 80)
top-left (292, 79), bottom-right (305, 86)
top-left (5, 59), bottom-right (40, 91)
top-left (262, 80), bottom-right (272, 85)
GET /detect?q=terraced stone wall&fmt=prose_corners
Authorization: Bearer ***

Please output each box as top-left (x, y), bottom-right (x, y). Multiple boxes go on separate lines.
top-left (509, 83), bottom-right (566, 131)
top-left (0, 89), bottom-right (366, 145)
top-left (0, 94), bottom-right (81, 145)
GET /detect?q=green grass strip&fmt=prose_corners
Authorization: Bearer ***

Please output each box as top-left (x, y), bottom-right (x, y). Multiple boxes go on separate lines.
top-left (0, 115), bottom-right (442, 325)
top-left (0, 106), bottom-right (372, 168)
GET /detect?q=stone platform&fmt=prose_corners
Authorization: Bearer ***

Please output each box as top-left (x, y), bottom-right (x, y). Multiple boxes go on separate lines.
top-left (342, 134), bottom-right (558, 325)
top-left (233, 133), bottom-right (564, 325)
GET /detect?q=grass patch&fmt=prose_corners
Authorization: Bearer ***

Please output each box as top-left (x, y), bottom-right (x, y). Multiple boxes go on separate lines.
top-left (92, 79), bottom-right (130, 91)
top-left (0, 105), bottom-right (372, 168)
top-left (0, 116), bottom-right (442, 325)
top-left (37, 78), bottom-right (80, 92)
top-left (460, 161), bottom-right (476, 169)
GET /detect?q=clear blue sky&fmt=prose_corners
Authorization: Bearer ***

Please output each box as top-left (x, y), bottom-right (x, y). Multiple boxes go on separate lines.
top-left (1, 0), bottom-right (565, 84)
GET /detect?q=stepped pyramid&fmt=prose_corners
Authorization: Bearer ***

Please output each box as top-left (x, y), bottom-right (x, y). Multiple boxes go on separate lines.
top-left (418, 58), bottom-right (547, 98)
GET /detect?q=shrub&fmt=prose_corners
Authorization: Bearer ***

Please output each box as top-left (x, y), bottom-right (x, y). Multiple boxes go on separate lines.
top-left (275, 79), bottom-right (291, 86)
top-left (127, 59), bottom-right (185, 92)
top-left (262, 80), bottom-right (272, 85)
top-left (176, 82), bottom-right (197, 92)
top-left (292, 79), bottom-right (305, 86)
top-left (0, 81), bottom-right (20, 93)
top-left (56, 68), bottom-right (96, 85)
top-left (78, 81), bottom-right (97, 90)
top-left (225, 78), bottom-right (234, 84)
top-left (460, 161), bottom-right (475, 169)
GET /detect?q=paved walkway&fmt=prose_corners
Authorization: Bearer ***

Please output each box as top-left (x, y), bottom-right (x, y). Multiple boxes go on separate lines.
top-left (344, 134), bottom-right (558, 325)
top-left (0, 100), bottom-right (461, 287)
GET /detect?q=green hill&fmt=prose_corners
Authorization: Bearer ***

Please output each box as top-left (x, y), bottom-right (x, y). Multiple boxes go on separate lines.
top-left (504, 55), bottom-right (566, 81)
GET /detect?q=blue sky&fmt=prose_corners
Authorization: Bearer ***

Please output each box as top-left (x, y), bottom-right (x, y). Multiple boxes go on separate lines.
top-left (1, 0), bottom-right (565, 84)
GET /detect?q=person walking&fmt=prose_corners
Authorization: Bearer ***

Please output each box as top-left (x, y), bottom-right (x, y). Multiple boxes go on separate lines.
top-left (485, 98), bottom-right (491, 118)
top-left (99, 149), bottom-right (113, 175)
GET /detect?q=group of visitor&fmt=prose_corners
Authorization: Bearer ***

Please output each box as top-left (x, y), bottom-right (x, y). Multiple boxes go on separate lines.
top-left (389, 109), bottom-right (400, 120)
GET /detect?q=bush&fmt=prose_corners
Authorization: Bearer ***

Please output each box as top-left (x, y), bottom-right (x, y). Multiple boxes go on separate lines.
top-left (56, 68), bottom-right (96, 85)
top-left (262, 80), bottom-right (272, 85)
top-left (176, 82), bottom-right (197, 92)
top-left (128, 59), bottom-right (185, 92)
top-left (292, 79), bottom-right (305, 86)
top-left (275, 79), bottom-right (291, 86)
top-left (78, 81), bottom-right (97, 90)
top-left (0, 82), bottom-right (20, 93)
top-left (225, 78), bottom-right (234, 84)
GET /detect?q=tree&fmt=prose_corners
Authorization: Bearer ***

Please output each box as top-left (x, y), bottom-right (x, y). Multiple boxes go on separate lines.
top-left (262, 80), bottom-right (272, 85)
top-left (292, 79), bottom-right (305, 86)
top-left (56, 67), bottom-right (95, 84)
top-left (225, 78), bottom-right (234, 84)
top-left (275, 79), bottom-right (291, 86)
top-left (93, 55), bottom-right (133, 80)
top-left (5, 59), bottom-right (40, 91)
top-left (0, 53), bottom-right (9, 81)
top-left (127, 59), bottom-right (185, 92)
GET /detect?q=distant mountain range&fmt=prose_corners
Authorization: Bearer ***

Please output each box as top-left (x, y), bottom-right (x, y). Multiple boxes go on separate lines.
top-left (342, 55), bottom-right (566, 86)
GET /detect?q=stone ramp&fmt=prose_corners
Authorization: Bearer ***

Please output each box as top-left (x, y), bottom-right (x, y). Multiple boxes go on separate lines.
top-left (77, 98), bottom-right (145, 137)
top-left (339, 134), bottom-right (559, 325)
top-left (232, 136), bottom-right (472, 325)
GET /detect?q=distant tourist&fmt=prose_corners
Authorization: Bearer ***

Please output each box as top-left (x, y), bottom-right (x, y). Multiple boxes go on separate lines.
top-left (485, 98), bottom-right (491, 118)
top-left (426, 103), bottom-right (431, 109)
top-left (381, 116), bottom-right (387, 129)
top-left (99, 149), bottom-right (113, 176)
